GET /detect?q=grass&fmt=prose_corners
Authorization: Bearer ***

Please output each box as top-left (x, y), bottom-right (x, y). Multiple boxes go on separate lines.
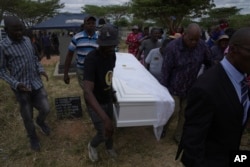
top-left (0, 54), bottom-right (249, 167)
top-left (0, 58), bottom-right (182, 167)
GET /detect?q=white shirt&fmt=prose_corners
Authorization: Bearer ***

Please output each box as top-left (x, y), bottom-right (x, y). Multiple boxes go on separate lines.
top-left (145, 48), bottom-right (163, 81)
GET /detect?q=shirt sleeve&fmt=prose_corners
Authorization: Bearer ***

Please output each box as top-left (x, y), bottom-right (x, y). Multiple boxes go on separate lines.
top-left (145, 49), bottom-right (153, 64)
top-left (160, 44), bottom-right (175, 87)
top-left (138, 40), bottom-right (145, 52)
top-left (68, 35), bottom-right (76, 52)
top-left (0, 46), bottom-right (20, 89)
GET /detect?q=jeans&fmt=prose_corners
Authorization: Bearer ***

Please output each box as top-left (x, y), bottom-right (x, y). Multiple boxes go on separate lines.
top-left (173, 96), bottom-right (187, 143)
top-left (87, 102), bottom-right (113, 149)
top-left (76, 68), bottom-right (84, 90)
top-left (13, 87), bottom-right (50, 139)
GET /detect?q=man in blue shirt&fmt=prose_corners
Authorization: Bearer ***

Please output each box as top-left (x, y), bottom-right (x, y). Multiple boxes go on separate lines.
top-left (63, 16), bottom-right (99, 89)
top-left (0, 16), bottom-right (50, 151)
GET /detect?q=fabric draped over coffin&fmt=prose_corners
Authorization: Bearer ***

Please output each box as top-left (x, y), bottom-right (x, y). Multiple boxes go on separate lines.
top-left (113, 52), bottom-right (175, 140)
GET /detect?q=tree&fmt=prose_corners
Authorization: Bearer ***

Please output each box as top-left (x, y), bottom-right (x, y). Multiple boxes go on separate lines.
top-left (200, 6), bottom-right (242, 29)
top-left (82, 5), bottom-right (108, 18)
top-left (82, 4), bottom-right (130, 25)
top-left (0, 0), bottom-right (64, 27)
top-left (228, 14), bottom-right (250, 29)
top-left (0, 0), bottom-right (18, 23)
top-left (130, 0), bottom-right (215, 34)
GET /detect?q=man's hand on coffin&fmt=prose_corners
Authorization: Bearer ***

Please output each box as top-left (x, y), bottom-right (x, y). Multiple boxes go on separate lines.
top-left (103, 117), bottom-right (114, 138)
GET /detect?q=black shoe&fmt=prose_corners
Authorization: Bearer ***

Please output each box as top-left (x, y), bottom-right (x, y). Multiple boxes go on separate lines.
top-left (36, 119), bottom-right (50, 136)
top-left (161, 129), bottom-right (166, 139)
top-left (30, 138), bottom-right (41, 151)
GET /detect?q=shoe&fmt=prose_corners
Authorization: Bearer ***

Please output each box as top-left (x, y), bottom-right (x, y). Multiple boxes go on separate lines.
top-left (30, 138), bottom-right (40, 151)
top-left (161, 129), bottom-right (166, 139)
top-left (106, 149), bottom-right (117, 158)
top-left (36, 119), bottom-right (50, 136)
top-left (88, 142), bottom-right (98, 162)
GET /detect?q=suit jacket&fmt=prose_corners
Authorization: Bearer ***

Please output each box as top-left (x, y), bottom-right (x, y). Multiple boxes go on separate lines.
top-left (177, 64), bottom-right (249, 167)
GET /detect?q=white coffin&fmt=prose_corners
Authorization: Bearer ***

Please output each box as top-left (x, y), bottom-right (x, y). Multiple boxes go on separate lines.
top-left (113, 53), bottom-right (175, 130)
top-left (113, 77), bottom-right (157, 127)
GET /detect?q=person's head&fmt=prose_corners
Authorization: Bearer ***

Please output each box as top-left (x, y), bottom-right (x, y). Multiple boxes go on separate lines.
top-left (131, 25), bottom-right (139, 34)
top-left (83, 16), bottom-right (96, 34)
top-left (175, 26), bottom-right (184, 34)
top-left (150, 28), bottom-right (161, 41)
top-left (143, 27), bottom-right (149, 35)
top-left (4, 16), bottom-right (25, 42)
top-left (97, 24), bottom-right (119, 55)
top-left (216, 34), bottom-right (229, 50)
top-left (208, 25), bottom-right (220, 37)
top-left (183, 23), bottom-right (201, 49)
top-left (24, 28), bottom-right (33, 39)
top-left (97, 18), bottom-right (106, 28)
top-left (227, 27), bottom-right (250, 74)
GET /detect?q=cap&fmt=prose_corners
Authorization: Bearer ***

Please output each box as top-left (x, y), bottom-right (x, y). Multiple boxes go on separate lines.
top-left (215, 34), bottom-right (229, 45)
top-left (216, 34), bottom-right (229, 42)
top-left (97, 24), bottom-right (119, 46)
top-left (169, 33), bottom-right (182, 39)
top-left (84, 16), bottom-right (96, 23)
top-left (132, 25), bottom-right (139, 30)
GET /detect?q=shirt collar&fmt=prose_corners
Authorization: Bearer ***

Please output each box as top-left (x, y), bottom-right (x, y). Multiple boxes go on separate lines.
top-left (220, 57), bottom-right (246, 84)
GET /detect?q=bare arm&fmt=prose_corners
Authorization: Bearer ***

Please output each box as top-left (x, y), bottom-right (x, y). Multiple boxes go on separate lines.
top-left (63, 51), bottom-right (74, 84)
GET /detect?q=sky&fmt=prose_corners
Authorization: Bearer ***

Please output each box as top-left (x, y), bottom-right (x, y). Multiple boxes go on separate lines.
top-left (59, 0), bottom-right (250, 14)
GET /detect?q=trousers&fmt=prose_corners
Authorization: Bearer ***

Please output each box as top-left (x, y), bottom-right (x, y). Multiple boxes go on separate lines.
top-left (13, 87), bottom-right (50, 139)
top-left (87, 102), bottom-right (113, 149)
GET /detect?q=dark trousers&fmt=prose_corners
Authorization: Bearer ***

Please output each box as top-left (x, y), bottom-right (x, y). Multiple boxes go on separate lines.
top-left (13, 87), bottom-right (50, 139)
top-left (43, 46), bottom-right (51, 59)
top-left (87, 102), bottom-right (113, 149)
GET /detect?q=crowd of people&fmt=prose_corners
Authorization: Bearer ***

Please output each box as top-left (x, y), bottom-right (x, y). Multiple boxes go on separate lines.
top-left (125, 20), bottom-right (250, 167)
top-left (25, 29), bottom-right (61, 60)
top-left (0, 14), bottom-right (250, 167)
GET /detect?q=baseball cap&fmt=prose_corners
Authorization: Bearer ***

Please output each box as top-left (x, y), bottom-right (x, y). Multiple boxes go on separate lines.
top-left (217, 34), bottom-right (229, 41)
top-left (84, 16), bottom-right (96, 23)
top-left (216, 34), bottom-right (229, 44)
top-left (97, 24), bottom-right (119, 46)
top-left (132, 25), bottom-right (139, 30)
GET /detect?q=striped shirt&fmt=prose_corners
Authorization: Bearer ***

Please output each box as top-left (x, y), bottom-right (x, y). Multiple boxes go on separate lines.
top-left (68, 31), bottom-right (98, 69)
top-left (0, 36), bottom-right (45, 90)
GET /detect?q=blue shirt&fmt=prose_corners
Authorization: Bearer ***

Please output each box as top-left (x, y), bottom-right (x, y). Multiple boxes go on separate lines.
top-left (161, 37), bottom-right (212, 97)
top-left (68, 31), bottom-right (98, 69)
top-left (0, 36), bottom-right (44, 90)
